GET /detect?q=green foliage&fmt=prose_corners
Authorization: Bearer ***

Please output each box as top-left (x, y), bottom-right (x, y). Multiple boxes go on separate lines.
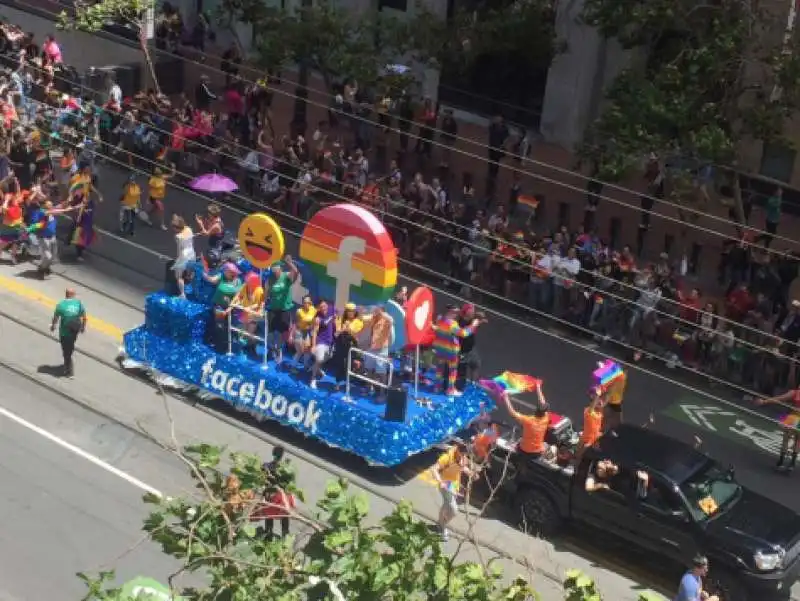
top-left (580, 0), bottom-right (800, 204)
top-left (216, 0), bottom-right (558, 91)
top-left (58, 0), bottom-right (154, 34)
top-left (563, 569), bottom-right (602, 601)
top-left (78, 442), bottom-right (545, 601)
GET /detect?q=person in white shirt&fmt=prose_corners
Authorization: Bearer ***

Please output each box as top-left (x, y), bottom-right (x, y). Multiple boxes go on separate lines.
top-left (629, 280), bottom-right (662, 331)
top-left (552, 247), bottom-right (580, 316)
top-left (529, 247), bottom-right (554, 309)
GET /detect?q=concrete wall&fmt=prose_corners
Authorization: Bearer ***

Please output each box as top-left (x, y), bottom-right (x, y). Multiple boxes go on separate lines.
top-left (538, 0), bottom-right (632, 150)
top-left (0, 3), bottom-right (143, 73)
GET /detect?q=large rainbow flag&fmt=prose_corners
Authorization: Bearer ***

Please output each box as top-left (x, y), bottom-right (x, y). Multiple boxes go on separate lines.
top-left (593, 360), bottom-right (625, 392)
top-left (480, 371), bottom-right (541, 396)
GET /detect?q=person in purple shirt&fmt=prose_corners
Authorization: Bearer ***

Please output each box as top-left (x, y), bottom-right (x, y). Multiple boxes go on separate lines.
top-left (310, 300), bottom-right (335, 389)
top-left (675, 555), bottom-right (717, 601)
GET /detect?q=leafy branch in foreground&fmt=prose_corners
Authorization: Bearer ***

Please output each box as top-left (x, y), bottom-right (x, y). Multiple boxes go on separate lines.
top-left (78, 441), bottom-right (545, 601)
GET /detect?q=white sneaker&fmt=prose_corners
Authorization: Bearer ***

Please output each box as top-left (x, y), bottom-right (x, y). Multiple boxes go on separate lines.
top-left (310, 379), bottom-right (317, 390)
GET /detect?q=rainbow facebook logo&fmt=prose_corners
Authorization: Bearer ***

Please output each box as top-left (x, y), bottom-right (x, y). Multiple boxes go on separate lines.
top-left (298, 204), bottom-right (398, 309)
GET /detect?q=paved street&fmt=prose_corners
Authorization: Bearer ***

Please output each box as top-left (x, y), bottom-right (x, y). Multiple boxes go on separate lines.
top-left (0, 366), bottom-right (184, 600)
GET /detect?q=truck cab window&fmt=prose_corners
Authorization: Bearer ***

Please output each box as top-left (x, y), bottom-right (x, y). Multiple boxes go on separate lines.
top-left (641, 481), bottom-right (683, 515)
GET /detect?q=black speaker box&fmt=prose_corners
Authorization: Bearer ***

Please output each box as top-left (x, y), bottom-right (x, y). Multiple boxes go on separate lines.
top-left (384, 385), bottom-right (408, 423)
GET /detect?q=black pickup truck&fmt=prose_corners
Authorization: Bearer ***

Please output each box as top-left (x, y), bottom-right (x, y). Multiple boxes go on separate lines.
top-left (484, 424), bottom-right (800, 601)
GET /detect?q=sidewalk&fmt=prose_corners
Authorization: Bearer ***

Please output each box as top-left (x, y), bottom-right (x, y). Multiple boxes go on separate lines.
top-left (0, 260), bottom-right (674, 601)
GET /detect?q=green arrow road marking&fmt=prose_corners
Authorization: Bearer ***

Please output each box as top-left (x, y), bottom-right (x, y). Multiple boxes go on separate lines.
top-left (663, 400), bottom-right (785, 456)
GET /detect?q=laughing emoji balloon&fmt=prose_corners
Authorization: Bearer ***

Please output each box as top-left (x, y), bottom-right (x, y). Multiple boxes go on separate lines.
top-left (238, 213), bottom-right (285, 269)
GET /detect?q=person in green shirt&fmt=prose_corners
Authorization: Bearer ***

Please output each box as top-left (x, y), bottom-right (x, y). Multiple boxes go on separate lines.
top-left (265, 255), bottom-right (298, 363)
top-left (50, 288), bottom-right (86, 377)
top-left (202, 263), bottom-right (243, 354)
top-left (762, 186), bottom-right (782, 248)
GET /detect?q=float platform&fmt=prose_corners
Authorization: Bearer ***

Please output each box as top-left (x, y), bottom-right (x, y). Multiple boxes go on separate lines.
top-left (121, 293), bottom-right (492, 466)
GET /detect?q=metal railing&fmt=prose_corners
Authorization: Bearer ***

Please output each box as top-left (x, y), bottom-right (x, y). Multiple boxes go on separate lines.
top-left (227, 306), bottom-right (268, 367)
top-left (344, 347), bottom-right (395, 402)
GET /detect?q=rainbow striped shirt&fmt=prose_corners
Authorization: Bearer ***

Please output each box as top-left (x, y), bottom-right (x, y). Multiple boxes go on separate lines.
top-left (432, 318), bottom-right (475, 358)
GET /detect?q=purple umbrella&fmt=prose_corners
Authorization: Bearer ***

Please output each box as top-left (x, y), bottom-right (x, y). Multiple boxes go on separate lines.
top-left (188, 173), bottom-right (239, 194)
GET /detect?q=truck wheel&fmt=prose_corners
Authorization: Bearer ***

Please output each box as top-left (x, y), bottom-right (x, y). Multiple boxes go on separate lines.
top-left (518, 489), bottom-right (562, 538)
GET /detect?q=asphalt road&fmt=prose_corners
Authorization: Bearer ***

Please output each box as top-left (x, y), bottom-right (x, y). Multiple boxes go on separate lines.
top-left (0, 365), bottom-right (185, 600)
top-left (74, 162), bottom-right (800, 512)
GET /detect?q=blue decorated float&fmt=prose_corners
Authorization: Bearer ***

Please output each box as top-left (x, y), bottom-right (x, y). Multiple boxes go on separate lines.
top-left (118, 208), bottom-right (493, 466)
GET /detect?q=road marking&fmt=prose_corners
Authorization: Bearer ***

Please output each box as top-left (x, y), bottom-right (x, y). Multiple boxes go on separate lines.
top-left (664, 400), bottom-right (785, 455)
top-left (0, 405), bottom-right (162, 498)
top-left (680, 405), bottom-right (736, 431)
top-left (0, 274), bottom-right (124, 341)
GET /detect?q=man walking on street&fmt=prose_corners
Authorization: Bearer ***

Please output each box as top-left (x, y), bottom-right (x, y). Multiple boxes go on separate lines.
top-left (50, 288), bottom-right (86, 377)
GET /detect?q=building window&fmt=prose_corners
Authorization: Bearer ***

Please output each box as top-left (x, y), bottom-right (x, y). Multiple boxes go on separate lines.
top-left (379, 0), bottom-right (408, 10)
top-left (760, 142), bottom-right (796, 183)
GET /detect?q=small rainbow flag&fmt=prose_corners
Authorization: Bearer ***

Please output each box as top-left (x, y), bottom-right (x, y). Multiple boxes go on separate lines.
top-left (593, 360), bottom-right (624, 391)
top-left (491, 371), bottom-right (541, 395)
top-left (518, 195), bottom-right (539, 210)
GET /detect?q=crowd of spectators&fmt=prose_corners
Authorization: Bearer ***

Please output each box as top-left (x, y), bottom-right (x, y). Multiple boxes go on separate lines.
top-left (2, 20), bottom-right (800, 397)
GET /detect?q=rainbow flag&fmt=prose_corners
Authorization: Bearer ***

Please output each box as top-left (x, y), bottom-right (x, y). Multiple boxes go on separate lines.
top-left (518, 194), bottom-right (539, 210)
top-left (490, 371), bottom-right (541, 395)
top-left (593, 360), bottom-right (624, 391)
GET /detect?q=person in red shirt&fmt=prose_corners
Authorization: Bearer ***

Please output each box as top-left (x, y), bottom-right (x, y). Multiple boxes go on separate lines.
top-left (678, 287), bottom-right (702, 324)
top-left (725, 282), bottom-right (754, 322)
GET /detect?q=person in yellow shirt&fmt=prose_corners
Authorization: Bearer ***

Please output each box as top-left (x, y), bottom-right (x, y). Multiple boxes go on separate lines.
top-left (231, 271), bottom-right (265, 357)
top-left (142, 165), bottom-right (174, 230)
top-left (431, 441), bottom-right (474, 541)
top-left (336, 303), bottom-right (364, 336)
top-left (293, 295), bottom-right (317, 365)
top-left (119, 174), bottom-right (141, 236)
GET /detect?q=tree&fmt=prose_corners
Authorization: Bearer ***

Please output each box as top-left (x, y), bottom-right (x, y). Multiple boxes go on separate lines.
top-left (78, 441), bottom-right (545, 601)
top-left (58, 0), bottom-right (161, 95)
top-left (215, 0), bottom-right (559, 133)
top-left (578, 0), bottom-right (800, 245)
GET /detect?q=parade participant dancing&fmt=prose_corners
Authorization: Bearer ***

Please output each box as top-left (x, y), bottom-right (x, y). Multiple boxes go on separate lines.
top-left (458, 303), bottom-right (485, 385)
top-left (265, 256), bottom-right (299, 364)
top-left (0, 183), bottom-right (25, 263)
top-left (432, 305), bottom-right (482, 396)
top-left (576, 387), bottom-right (604, 459)
top-left (310, 299), bottom-right (336, 390)
top-left (481, 379), bottom-right (550, 459)
top-left (25, 199), bottom-right (62, 278)
top-left (292, 295), bottom-right (317, 365)
top-left (755, 390), bottom-right (800, 473)
top-left (231, 271), bottom-right (265, 358)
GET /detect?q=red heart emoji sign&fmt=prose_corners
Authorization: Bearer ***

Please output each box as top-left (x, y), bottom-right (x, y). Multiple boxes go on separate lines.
top-left (405, 286), bottom-right (434, 346)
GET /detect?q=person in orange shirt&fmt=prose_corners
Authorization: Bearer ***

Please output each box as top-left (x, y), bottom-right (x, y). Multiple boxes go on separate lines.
top-left (494, 381), bottom-right (551, 458)
top-left (471, 422), bottom-right (499, 464)
top-left (576, 387), bottom-right (604, 460)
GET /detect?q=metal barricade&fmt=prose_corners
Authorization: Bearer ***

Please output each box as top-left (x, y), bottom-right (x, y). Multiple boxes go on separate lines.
top-left (227, 306), bottom-right (268, 367)
top-left (345, 347), bottom-right (394, 401)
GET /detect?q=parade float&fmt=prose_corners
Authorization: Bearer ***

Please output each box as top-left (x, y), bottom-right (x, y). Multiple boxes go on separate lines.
top-left (118, 203), bottom-right (494, 466)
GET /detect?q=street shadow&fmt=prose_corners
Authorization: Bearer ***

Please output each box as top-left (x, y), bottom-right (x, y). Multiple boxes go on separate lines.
top-left (15, 268), bottom-right (44, 281)
top-left (37, 364), bottom-right (65, 378)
